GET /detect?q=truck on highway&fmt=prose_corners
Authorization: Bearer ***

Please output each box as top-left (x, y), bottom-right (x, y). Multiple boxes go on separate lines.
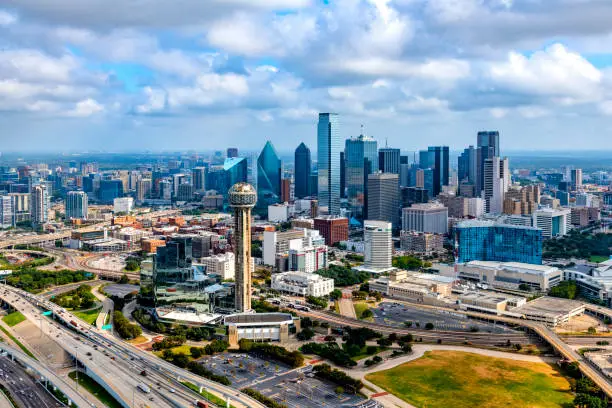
top-left (137, 383), bottom-right (151, 393)
top-left (194, 401), bottom-right (209, 408)
top-left (69, 320), bottom-right (77, 327)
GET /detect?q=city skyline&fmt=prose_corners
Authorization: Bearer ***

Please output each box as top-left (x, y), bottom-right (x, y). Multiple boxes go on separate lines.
top-left (2, 2), bottom-right (612, 151)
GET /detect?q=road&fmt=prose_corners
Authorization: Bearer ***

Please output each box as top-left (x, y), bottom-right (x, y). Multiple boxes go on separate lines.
top-left (0, 284), bottom-right (267, 408)
top-left (0, 354), bottom-right (63, 408)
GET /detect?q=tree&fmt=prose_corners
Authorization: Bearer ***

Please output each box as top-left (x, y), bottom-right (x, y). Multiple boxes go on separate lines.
top-left (330, 289), bottom-right (343, 300)
top-left (172, 353), bottom-right (189, 368)
top-left (118, 274), bottom-right (129, 284)
top-left (550, 280), bottom-right (578, 299)
top-left (335, 386), bottom-right (344, 395)
top-left (361, 309), bottom-right (373, 319)
top-left (124, 260), bottom-right (140, 272)
top-left (425, 322), bottom-right (434, 330)
top-left (297, 328), bottom-right (315, 341)
top-left (518, 283), bottom-right (531, 291)
top-left (587, 326), bottom-right (597, 335)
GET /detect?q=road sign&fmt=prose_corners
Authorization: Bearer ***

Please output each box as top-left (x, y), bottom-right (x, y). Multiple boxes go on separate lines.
top-left (102, 324), bottom-right (112, 331)
top-left (42, 311), bottom-right (52, 316)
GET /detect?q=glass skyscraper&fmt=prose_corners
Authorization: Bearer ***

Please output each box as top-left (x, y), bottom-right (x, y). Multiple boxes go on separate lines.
top-left (294, 142), bottom-right (312, 199)
top-left (257, 141), bottom-right (282, 212)
top-left (317, 113), bottom-right (341, 215)
top-left (345, 134), bottom-right (378, 218)
top-left (428, 146), bottom-right (449, 197)
top-left (378, 147), bottom-right (401, 174)
top-left (455, 220), bottom-right (543, 265)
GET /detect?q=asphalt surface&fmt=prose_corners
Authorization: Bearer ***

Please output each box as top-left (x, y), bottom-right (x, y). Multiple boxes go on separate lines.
top-left (0, 355), bottom-right (62, 408)
top-left (103, 284), bottom-right (140, 298)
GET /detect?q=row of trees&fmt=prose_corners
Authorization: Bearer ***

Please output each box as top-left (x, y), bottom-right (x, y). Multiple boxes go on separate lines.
top-left (159, 350), bottom-right (232, 385)
top-left (241, 388), bottom-right (287, 408)
top-left (544, 230), bottom-right (612, 260)
top-left (238, 340), bottom-right (304, 368)
top-left (550, 280), bottom-right (579, 299)
top-left (312, 364), bottom-right (363, 394)
top-left (314, 265), bottom-right (369, 287)
top-left (152, 335), bottom-right (186, 351)
top-left (52, 284), bottom-right (96, 310)
top-left (392, 255), bottom-right (432, 270)
top-left (301, 342), bottom-right (357, 367)
top-left (113, 311), bottom-right (142, 340)
top-left (189, 340), bottom-right (229, 358)
top-left (6, 269), bottom-right (93, 293)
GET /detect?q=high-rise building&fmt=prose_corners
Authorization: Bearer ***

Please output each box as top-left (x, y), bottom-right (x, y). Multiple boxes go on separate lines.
top-left (136, 178), bottom-right (152, 202)
top-left (402, 203), bottom-right (448, 234)
top-left (9, 193), bottom-right (30, 224)
top-left (317, 113), bottom-right (341, 215)
top-left (0, 196), bottom-right (13, 228)
top-left (345, 134), bottom-right (378, 217)
top-left (172, 173), bottom-right (186, 197)
top-left (532, 208), bottom-right (571, 239)
top-left (227, 148), bottom-right (239, 159)
top-left (476, 131), bottom-right (500, 194)
top-left (280, 178), bottom-right (291, 203)
top-left (66, 191), bottom-right (88, 220)
top-left (30, 184), bottom-right (49, 226)
top-left (159, 180), bottom-right (172, 200)
top-left (363, 220), bottom-right (393, 271)
top-left (192, 167), bottom-right (206, 193)
top-left (223, 158), bottom-right (248, 195)
top-left (458, 146), bottom-right (477, 184)
top-left (400, 186), bottom-right (429, 207)
top-left (228, 183), bottom-right (257, 313)
top-left (427, 146), bottom-right (450, 197)
top-left (455, 220), bottom-right (542, 264)
top-left (177, 183), bottom-right (193, 201)
top-left (98, 179), bottom-right (123, 203)
top-left (313, 216), bottom-right (348, 246)
top-left (367, 173), bottom-right (400, 228)
top-left (483, 157), bottom-right (510, 214)
top-left (257, 141), bottom-right (282, 213)
top-left (113, 197), bottom-right (134, 213)
top-left (571, 169), bottom-right (583, 191)
top-left (294, 143), bottom-right (312, 199)
top-left (378, 148), bottom-right (401, 174)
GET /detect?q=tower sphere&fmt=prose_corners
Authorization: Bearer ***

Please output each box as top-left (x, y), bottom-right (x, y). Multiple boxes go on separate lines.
top-left (229, 183), bottom-right (257, 208)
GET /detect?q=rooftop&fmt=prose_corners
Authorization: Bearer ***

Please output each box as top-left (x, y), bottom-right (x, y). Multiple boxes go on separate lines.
top-left (456, 219), bottom-right (538, 230)
top-left (224, 312), bottom-right (294, 325)
top-left (464, 261), bottom-right (559, 275)
top-left (512, 296), bottom-right (585, 318)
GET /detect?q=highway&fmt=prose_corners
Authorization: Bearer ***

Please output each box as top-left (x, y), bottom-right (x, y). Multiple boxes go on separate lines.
top-left (0, 284), bottom-right (266, 408)
top-left (298, 301), bottom-right (612, 398)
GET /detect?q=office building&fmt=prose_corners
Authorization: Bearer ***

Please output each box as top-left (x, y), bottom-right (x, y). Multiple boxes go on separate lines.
top-left (503, 185), bottom-right (539, 215)
top-left (438, 194), bottom-right (468, 218)
top-left (317, 113), bottom-right (342, 215)
top-left (227, 148), bottom-right (239, 159)
top-left (571, 169), bottom-right (583, 191)
top-left (294, 142), bottom-right (312, 199)
top-left (136, 178), bottom-right (152, 202)
top-left (159, 180), bottom-right (172, 200)
top-left (228, 183), bottom-right (257, 313)
top-left (271, 271), bottom-right (334, 297)
top-left (400, 186), bottom-right (429, 207)
top-left (467, 197), bottom-right (485, 218)
top-left (476, 130), bottom-right (500, 194)
top-left (113, 197), bottom-right (134, 214)
top-left (268, 203), bottom-right (291, 223)
top-left (400, 231), bottom-right (444, 255)
top-left (280, 178), bottom-right (290, 203)
top-left (367, 172), bottom-right (399, 227)
top-left (556, 190), bottom-right (570, 206)
top-left (192, 167), bottom-right (206, 193)
top-left (0, 196), bottom-right (13, 228)
top-left (66, 191), bottom-right (88, 220)
top-left (288, 244), bottom-right (328, 274)
top-left (362, 220), bottom-right (393, 272)
top-left (30, 184), bottom-right (49, 226)
top-left (9, 193), bottom-right (29, 224)
top-left (199, 253), bottom-right (235, 280)
top-left (457, 261), bottom-right (561, 292)
top-left (455, 220), bottom-right (543, 264)
top-left (257, 141), bottom-right (282, 213)
top-left (428, 146), bottom-right (450, 197)
top-left (458, 146), bottom-right (477, 184)
top-left (177, 183), bottom-right (193, 201)
top-left (313, 216), bottom-right (349, 246)
top-left (98, 179), bottom-right (124, 203)
top-left (402, 203), bottom-right (448, 234)
top-left (483, 156), bottom-right (510, 214)
top-left (263, 228), bottom-right (326, 271)
top-left (532, 208), bottom-right (571, 239)
top-left (172, 173), bottom-right (187, 198)
top-left (222, 158), bottom-right (248, 195)
top-left (378, 147), bottom-right (401, 174)
top-left (345, 134), bottom-right (378, 217)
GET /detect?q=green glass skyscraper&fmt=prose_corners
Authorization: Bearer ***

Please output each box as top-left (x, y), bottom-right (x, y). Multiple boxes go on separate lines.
top-left (257, 141), bottom-right (282, 213)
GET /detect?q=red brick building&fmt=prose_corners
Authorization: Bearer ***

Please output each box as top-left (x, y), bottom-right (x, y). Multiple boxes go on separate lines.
top-left (313, 216), bottom-right (349, 246)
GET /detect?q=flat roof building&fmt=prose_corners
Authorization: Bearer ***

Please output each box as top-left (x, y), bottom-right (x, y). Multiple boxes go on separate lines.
top-left (271, 271), bottom-right (334, 297)
top-left (457, 260), bottom-right (562, 292)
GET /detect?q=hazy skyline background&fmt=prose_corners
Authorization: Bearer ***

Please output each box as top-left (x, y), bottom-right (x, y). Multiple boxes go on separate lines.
top-left (2, 0), bottom-right (612, 152)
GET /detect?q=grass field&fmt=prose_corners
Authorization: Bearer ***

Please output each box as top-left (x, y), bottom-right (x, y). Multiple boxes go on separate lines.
top-left (73, 307), bottom-right (102, 325)
top-left (353, 302), bottom-right (373, 321)
top-left (2, 312), bottom-right (26, 327)
top-left (365, 351), bottom-right (574, 408)
top-left (182, 381), bottom-right (237, 408)
top-left (590, 255), bottom-right (610, 263)
top-left (68, 371), bottom-right (123, 408)
top-left (153, 344), bottom-right (193, 358)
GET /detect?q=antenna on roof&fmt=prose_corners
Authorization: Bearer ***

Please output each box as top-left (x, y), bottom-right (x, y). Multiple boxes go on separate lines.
top-left (360, 124), bottom-right (364, 136)
top-left (385, 138), bottom-right (388, 148)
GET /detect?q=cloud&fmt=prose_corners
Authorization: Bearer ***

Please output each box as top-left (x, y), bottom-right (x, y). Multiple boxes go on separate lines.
top-left (67, 98), bottom-right (104, 117)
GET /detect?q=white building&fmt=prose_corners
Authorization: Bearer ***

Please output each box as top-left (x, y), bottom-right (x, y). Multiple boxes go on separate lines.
top-left (113, 197), bottom-right (134, 214)
top-left (532, 207), bottom-right (571, 239)
top-left (263, 228), bottom-right (326, 268)
top-left (66, 191), bottom-right (88, 220)
top-left (30, 184), bottom-right (49, 226)
top-left (466, 197), bottom-right (484, 218)
top-left (363, 220), bottom-right (392, 271)
top-left (565, 259), bottom-right (612, 307)
top-left (198, 253), bottom-right (236, 280)
top-left (0, 196), bottom-right (13, 228)
top-left (483, 157), bottom-right (510, 214)
top-left (112, 227), bottom-right (151, 245)
top-left (271, 271), bottom-right (334, 297)
top-left (268, 203), bottom-right (292, 223)
top-left (402, 203), bottom-right (448, 234)
top-left (288, 244), bottom-right (327, 273)
top-left (457, 261), bottom-right (562, 292)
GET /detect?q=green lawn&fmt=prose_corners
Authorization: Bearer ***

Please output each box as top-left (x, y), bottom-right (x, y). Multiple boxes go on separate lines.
top-left (68, 371), bottom-right (123, 408)
top-left (73, 307), bottom-right (102, 326)
top-left (181, 381), bottom-right (237, 408)
top-left (2, 311), bottom-right (26, 327)
top-left (590, 255), bottom-right (610, 263)
top-left (365, 351), bottom-right (573, 408)
top-left (0, 325), bottom-right (36, 360)
top-left (353, 302), bottom-right (373, 320)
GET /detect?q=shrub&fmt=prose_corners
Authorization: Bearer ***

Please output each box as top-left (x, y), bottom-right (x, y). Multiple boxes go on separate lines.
top-left (239, 340), bottom-right (304, 368)
top-left (313, 364), bottom-right (363, 393)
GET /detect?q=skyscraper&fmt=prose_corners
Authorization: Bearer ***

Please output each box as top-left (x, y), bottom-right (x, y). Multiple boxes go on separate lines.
top-left (66, 190), bottom-right (88, 220)
top-left (367, 173), bottom-right (400, 228)
top-left (136, 178), bottom-right (152, 202)
top-left (227, 148), bottom-right (239, 159)
top-left (427, 146), bottom-right (449, 197)
top-left (257, 141), bottom-right (282, 212)
top-left (30, 184), bottom-right (49, 226)
top-left (294, 142), bottom-right (312, 199)
top-left (363, 220), bottom-right (393, 271)
top-left (317, 113), bottom-right (341, 215)
top-left (378, 148), bottom-right (401, 174)
top-left (228, 183), bottom-right (257, 313)
top-left (0, 196), bottom-right (13, 228)
top-left (192, 167), bottom-right (206, 193)
top-left (345, 134), bottom-right (378, 218)
top-left (483, 156), bottom-right (510, 214)
top-left (476, 130), bottom-right (500, 194)
top-left (571, 169), bottom-right (583, 191)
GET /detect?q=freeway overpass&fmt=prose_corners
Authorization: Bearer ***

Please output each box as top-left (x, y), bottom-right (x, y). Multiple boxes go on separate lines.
top-left (0, 284), bottom-right (266, 408)
top-left (0, 342), bottom-right (92, 407)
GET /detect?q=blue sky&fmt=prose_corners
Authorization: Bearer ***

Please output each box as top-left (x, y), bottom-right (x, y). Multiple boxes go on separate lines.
top-left (1, 0), bottom-right (612, 153)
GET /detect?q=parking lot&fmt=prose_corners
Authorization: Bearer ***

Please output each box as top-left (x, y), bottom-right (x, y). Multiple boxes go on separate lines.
top-left (198, 353), bottom-right (368, 408)
top-left (103, 283), bottom-right (140, 298)
top-left (373, 302), bottom-right (515, 333)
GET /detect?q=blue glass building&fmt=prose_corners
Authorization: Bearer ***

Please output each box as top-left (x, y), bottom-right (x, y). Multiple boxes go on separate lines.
top-left (345, 134), bottom-right (378, 218)
top-left (317, 113), bottom-right (341, 215)
top-left (98, 180), bottom-right (123, 203)
top-left (294, 142), bottom-right (311, 199)
top-left (455, 220), bottom-right (543, 265)
top-left (378, 148), bottom-right (400, 174)
top-left (257, 141), bottom-right (282, 213)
